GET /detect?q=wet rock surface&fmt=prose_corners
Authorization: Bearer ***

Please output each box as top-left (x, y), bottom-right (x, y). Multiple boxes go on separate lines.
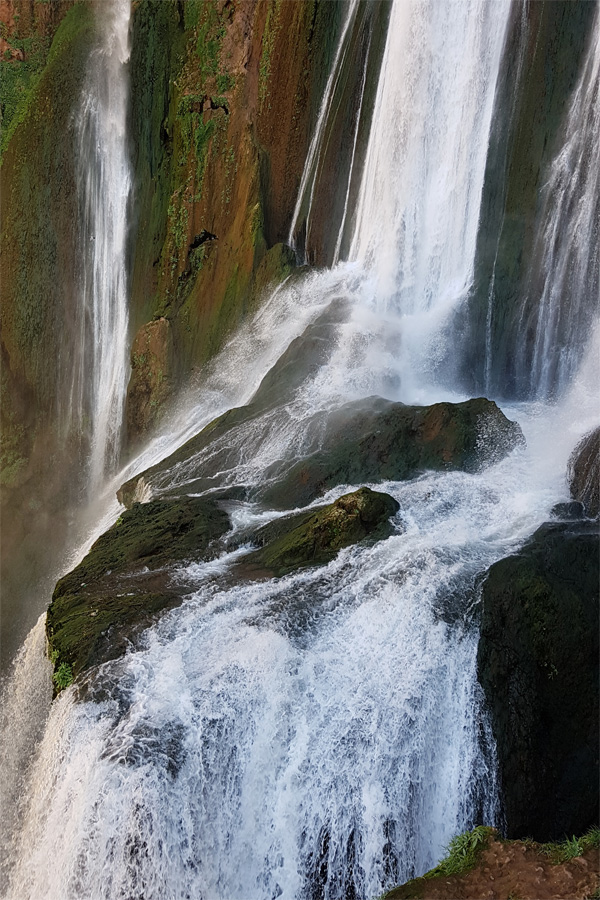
top-left (263, 396), bottom-right (524, 509)
top-left (46, 498), bottom-right (230, 685)
top-left (243, 487), bottom-right (400, 578)
top-left (118, 395), bottom-right (524, 510)
top-left (477, 519), bottom-right (599, 840)
top-left (568, 426), bottom-right (599, 518)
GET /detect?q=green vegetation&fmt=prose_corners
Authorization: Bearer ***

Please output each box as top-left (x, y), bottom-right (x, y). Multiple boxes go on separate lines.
top-left (425, 826), bottom-right (496, 880)
top-left (52, 662), bottom-right (74, 692)
top-left (536, 827), bottom-right (600, 864)
top-left (0, 3), bottom-right (93, 158)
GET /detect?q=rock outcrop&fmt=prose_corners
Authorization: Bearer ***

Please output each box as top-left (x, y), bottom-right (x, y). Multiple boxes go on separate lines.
top-left (245, 487), bottom-right (399, 577)
top-left (263, 396), bottom-right (524, 509)
top-left (46, 497), bottom-right (230, 689)
top-left (477, 519), bottom-right (599, 840)
top-left (384, 827), bottom-right (600, 900)
top-left (568, 426), bottom-right (599, 518)
top-left (118, 396), bottom-right (524, 509)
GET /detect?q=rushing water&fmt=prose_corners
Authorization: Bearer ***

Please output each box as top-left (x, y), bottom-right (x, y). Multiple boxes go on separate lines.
top-left (2, 1), bottom-right (599, 898)
top-left (515, 9), bottom-right (600, 399)
top-left (63, 0), bottom-right (132, 490)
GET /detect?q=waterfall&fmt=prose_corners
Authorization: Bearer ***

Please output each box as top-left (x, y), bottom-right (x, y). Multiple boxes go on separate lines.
top-left (65, 0), bottom-right (132, 490)
top-left (4, 1), bottom-right (599, 898)
top-left (287, 0), bottom-right (361, 257)
top-left (516, 11), bottom-right (600, 399)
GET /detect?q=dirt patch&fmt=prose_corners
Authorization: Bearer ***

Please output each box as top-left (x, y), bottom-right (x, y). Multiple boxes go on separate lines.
top-left (387, 837), bottom-right (600, 900)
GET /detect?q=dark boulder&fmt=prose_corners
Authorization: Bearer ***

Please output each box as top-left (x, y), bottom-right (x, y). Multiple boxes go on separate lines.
top-left (244, 487), bottom-right (399, 577)
top-left (46, 498), bottom-right (230, 690)
top-left (568, 426), bottom-right (599, 518)
top-left (263, 396), bottom-right (524, 509)
top-left (477, 519), bottom-right (599, 840)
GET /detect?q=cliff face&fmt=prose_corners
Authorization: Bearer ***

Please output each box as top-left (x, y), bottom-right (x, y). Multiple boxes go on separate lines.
top-left (0, 1), bottom-right (96, 666)
top-left (125, 0), bottom-right (342, 445)
top-left (0, 0), bottom-right (344, 664)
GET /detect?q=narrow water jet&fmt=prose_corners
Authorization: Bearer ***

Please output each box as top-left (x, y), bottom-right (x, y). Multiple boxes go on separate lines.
top-left (63, 0), bottom-right (132, 490)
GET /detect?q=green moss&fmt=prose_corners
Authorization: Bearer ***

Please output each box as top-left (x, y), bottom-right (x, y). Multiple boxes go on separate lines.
top-left (1, 3), bottom-right (93, 159)
top-left (259, 0), bottom-right (282, 105)
top-left (46, 497), bottom-right (231, 683)
top-left (247, 487), bottom-right (399, 577)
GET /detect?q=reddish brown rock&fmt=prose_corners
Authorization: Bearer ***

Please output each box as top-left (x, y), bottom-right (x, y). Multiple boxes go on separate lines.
top-left (125, 317), bottom-right (175, 445)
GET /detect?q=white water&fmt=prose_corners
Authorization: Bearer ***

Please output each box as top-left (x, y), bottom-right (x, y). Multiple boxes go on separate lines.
top-left (4, 1), bottom-right (599, 898)
top-left (517, 10), bottom-right (600, 398)
top-left (64, 0), bottom-right (132, 490)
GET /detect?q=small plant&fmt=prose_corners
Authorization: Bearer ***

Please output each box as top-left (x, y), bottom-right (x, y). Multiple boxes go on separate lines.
top-left (52, 662), bottom-right (73, 691)
top-left (426, 825), bottom-right (496, 879)
top-left (540, 826), bottom-right (600, 864)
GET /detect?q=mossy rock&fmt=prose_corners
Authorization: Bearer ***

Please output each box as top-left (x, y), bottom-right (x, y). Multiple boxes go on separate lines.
top-left (263, 396), bottom-right (524, 509)
top-left (118, 395), bottom-right (523, 511)
top-left (46, 497), bottom-right (230, 690)
top-left (244, 487), bottom-right (399, 577)
top-left (477, 519), bottom-right (599, 840)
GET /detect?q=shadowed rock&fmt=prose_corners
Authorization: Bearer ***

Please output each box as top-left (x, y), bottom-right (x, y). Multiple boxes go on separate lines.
top-left (568, 426), bottom-right (599, 518)
top-left (477, 518), bottom-right (599, 840)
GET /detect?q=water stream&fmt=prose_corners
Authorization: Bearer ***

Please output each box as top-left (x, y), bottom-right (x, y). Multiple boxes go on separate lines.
top-left (63, 0), bottom-right (132, 491)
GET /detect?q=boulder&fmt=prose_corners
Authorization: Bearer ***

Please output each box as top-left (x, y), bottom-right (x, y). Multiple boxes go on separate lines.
top-left (46, 497), bottom-right (230, 690)
top-left (244, 487), bottom-right (399, 577)
top-left (567, 426), bottom-right (599, 517)
top-left (477, 519), bottom-right (599, 840)
top-left (263, 396), bottom-right (524, 509)
top-left (118, 395), bottom-right (524, 511)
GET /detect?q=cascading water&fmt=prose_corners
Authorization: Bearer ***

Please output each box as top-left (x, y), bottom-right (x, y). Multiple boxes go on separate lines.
top-left (515, 10), bottom-right (600, 399)
top-left (3, 1), bottom-right (599, 898)
top-left (65, 0), bottom-right (132, 490)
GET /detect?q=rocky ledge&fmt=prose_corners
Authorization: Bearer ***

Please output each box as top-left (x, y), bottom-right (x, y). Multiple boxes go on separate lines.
top-left (242, 487), bottom-right (400, 577)
top-left (118, 395), bottom-right (524, 509)
top-left (46, 487), bottom-right (399, 691)
top-left (46, 497), bottom-right (230, 691)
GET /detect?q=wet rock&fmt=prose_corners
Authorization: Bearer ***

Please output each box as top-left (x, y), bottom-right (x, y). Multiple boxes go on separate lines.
top-left (263, 396), bottom-right (524, 509)
top-left (477, 519), bottom-right (599, 840)
top-left (125, 317), bottom-right (174, 445)
top-left (567, 426), bottom-right (599, 517)
top-left (244, 487), bottom-right (400, 577)
top-left (117, 395), bottom-right (523, 511)
top-left (46, 497), bottom-right (230, 689)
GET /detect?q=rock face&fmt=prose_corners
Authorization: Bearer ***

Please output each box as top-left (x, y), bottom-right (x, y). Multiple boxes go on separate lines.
top-left (125, 317), bottom-right (175, 445)
top-left (463, 0), bottom-right (597, 397)
top-left (264, 397), bottom-right (524, 509)
top-left (477, 519), bottom-right (599, 840)
top-left (246, 487), bottom-right (399, 577)
top-left (46, 498), bottom-right (230, 687)
top-left (568, 426), bottom-right (599, 518)
top-left (118, 396), bottom-right (524, 510)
